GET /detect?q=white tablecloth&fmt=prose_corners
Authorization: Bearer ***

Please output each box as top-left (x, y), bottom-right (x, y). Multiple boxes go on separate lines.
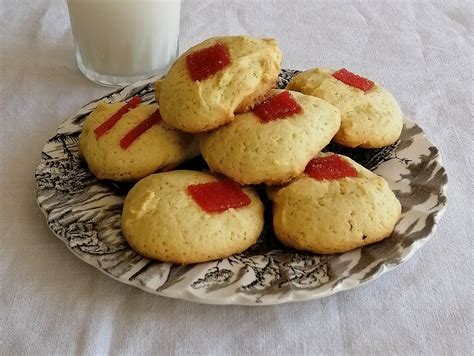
top-left (1, 0), bottom-right (472, 354)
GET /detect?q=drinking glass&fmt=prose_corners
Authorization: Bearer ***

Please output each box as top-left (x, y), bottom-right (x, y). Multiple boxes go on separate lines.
top-left (67, 0), bottom-right (180, 86)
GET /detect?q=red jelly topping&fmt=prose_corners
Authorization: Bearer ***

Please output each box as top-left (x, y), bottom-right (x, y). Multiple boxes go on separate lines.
top-left (120, 108), bottom-right (162, 149)
top-left (187, 180), bottom-right (251, 213)
top-left (332, 68), bottom-right (374, 92)
top-left (305, 154), bottom-right (358, 181)
top-left (252, 91), bottom-right (302, 123)
top-left (186, 43), bottom-right (231, 81)
top-left (94, 96), bottom-right (142, 138)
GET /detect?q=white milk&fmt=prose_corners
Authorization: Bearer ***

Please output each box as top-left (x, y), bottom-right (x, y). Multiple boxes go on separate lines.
top-left (67, 0), bottom-right (180, 85)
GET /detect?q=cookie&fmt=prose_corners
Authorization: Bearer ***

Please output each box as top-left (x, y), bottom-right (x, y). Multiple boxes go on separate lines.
top-left (199, 89), bottom-right (341, 185)
top-left (287, 67), bottom-right (403, 148)
top-left (121, 170), bottom-right (264, 264)
top-left (79, 99), bottom-right (199, 182)
top-left (159, 36), bottom-right (282, 133)
top-left (268, 153), bottom-right (401, 254)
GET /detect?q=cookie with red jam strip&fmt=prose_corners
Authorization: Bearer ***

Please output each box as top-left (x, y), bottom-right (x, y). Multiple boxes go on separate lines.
top-left (121, 170), bottom-right (264, 264)
top-left (158, 36), bottom-right (282, 133)
top-left (268, 153), bottom-right (401, 254)
top-left (287, 67), bottom-right (403, 148)
top-left (199, 89), bottom-right (341, 185)
top-left (79, 101), bottom-right (199, 182)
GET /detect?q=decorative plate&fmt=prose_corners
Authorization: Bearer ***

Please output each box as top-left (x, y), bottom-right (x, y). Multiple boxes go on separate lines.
top-left (35, 70), bottom-right (448, 305)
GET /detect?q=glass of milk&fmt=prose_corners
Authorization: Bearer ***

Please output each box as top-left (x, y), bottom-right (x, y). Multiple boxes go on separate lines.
top-left (67, 0), bottom-right (180, 86)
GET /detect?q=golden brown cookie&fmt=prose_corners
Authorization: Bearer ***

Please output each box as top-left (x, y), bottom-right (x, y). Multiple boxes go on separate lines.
top-left (199, 89), bottom-right (341, 185)
top-left (121, 170), bottom-right (264, 264)
top-left (159, 36), bottom-right (282, 133)
top-left (79, 100), bottom-right (199, 182)
top-left (287, 67), bottom-right (403, 148)
top-left (268, 153), bottom-right (401, 254)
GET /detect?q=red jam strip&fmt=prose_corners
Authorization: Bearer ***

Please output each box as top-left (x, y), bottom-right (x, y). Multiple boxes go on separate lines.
top-left (187, 180), bottom-right (251, 213)
top-left (94, 96), bottom-right (142, 138)
top-left (332, 68), bottom-right (374, 92)
top-left (186, 42), bottom-right (231, 81)
top-left (252, 91), bottom-right (302, 123)
top-left (120, 108), bottom-right (162, 149)
top-left (305, 154), bottom-right (358, 181)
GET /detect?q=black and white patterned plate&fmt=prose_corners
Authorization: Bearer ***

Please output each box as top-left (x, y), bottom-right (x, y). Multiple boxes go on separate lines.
top-left (35, 70), bottom-right (448, 305)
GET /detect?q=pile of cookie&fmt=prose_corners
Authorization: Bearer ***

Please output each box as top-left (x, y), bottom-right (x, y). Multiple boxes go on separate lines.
top-left (79, 36), bottom-right (402, 265)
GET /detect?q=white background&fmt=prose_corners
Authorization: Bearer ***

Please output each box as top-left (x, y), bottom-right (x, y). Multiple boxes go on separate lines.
top-left (0, 0), bottom-right (472, 354)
